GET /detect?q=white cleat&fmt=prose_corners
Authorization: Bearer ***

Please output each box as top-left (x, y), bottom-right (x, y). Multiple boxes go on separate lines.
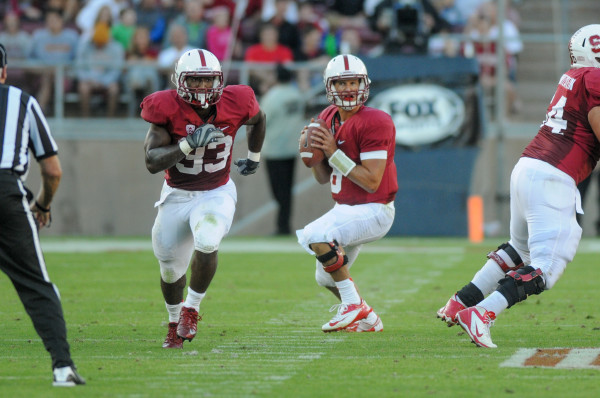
top-left (345, 310), bottom-right (383, 332)
top-left (322, 299), bottom-right (371, 332)
top-left (456, 306), bottom-right (497, 348)
top-left (53, 366), bottom-right (86, 387)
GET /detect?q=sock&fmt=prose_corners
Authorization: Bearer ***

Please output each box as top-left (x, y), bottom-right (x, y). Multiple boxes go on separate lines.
top-left (335, 278), bottom-right (361, 304)
top-left (471, 258), bottom-right (507, 296)
top-left (166, 302), bottom-right (182, 323)
top-left (478, 291), bottom-right (509, 316)
top-left (183, 287), bottom-right (205, 312)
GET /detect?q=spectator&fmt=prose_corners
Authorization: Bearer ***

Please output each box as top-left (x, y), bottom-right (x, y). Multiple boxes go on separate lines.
top-left (244, 22), bottom-right (294, 64)
top-left (294, 25), bottom-right (330, 91)
top-left (267, 0), bottom-right (301, 54)
top-left (29, 8), bottom-right (79, 114)
top-left (261, 64), bottom-right (306, 235)
top-left (244, 22), bottom-right (294, 94)
top-left (339, 28), bottom-right (365, 56)
top-left (167, 0), bottom-right (208, 49)
top-left (203, 0), bottom-right (236, 16)
top-left (76, 0), bottom-right (127, 44)
top-left (125, 26), bottom-right (160, 111)
top-left (157, 23), bottom-right (194, 80)
top-left (327, 0), bottom-right (369, 30)
top-left (261, 0), bottom-right (298, 24)
top-left (0, 11), bottom-right (33, 91)
top-left (45, 0), bottom-right (81, 24)
top-left (76, 22), bottom-right (125, 117)
top-left (78, 4), bottom-right (114, 49)
top-left (112, 7), bottom-right (137, 51)
top-left (296, 1), bottom-right (329, 33)
top-left (135, 0), bottom-right (167, 45)
top-left (4, 0), bottom-right (44, 22)
top-left (205, 6), bottom-right (232, 61)
top-left (368, 0), bottom-right (451, 54)
top-left (464, 1), bottom-right (522, 114)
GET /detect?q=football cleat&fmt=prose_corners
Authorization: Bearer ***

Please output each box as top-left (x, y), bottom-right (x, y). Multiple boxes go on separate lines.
top-left (177, 306), bottom-right (200, 341)
top-left (456, 306), bottom-right (497, 348)
top-left (163, 322), bottom-right (183, 348)
top-left (437, 294), bottom-right (466, 327)
top-left (345, 310), bottom-right (383, 332)
top-left (52, 366), bottom-right (85, 387)
top-left (322, 299), bottom-right (371, 332)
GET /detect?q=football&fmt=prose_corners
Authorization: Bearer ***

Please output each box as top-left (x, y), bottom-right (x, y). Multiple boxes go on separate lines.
top-left (299, 118), bottom-right (328, 168)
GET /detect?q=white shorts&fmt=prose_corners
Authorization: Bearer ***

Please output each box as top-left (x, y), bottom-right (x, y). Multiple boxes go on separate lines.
top-left (509, 157), bottom-right (582, 289)
top-left (296, 201), bottom-right (395, 287)
top-left (152, 179), bottom-right (237, 282)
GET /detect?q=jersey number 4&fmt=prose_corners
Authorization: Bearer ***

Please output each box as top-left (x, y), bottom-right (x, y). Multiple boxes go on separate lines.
top-left (542, 95), bottom-right (567, 135)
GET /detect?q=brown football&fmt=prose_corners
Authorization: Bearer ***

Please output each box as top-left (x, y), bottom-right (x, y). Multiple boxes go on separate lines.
top-left (299, 118), bottom-right (328, 168)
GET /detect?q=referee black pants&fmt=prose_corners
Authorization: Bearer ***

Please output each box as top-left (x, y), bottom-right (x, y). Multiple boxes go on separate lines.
top-left (266, 158), bottom-right (295, 235)
top-left (0, 172), bottom-right (73, 369)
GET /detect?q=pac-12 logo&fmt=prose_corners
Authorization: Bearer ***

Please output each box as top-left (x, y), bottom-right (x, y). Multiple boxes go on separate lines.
top-left (186, 124), bottom-right (195, 135)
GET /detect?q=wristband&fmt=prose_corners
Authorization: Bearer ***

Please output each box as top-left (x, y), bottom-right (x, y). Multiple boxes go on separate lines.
top-left (328, 149), bottom-right (356, 176)
top-left (248, 151), bottom-right (261, 162)
top-left (179, 139), bottom-right (193, 156)
top-left (35, 201), bottom-right (51, 213)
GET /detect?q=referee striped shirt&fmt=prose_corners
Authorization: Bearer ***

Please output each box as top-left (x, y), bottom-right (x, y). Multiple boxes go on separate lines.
top-left (0, 83), bottom-right (57, 176)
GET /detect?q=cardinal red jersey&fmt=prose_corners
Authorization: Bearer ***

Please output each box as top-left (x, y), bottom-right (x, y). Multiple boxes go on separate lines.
top-left (141, 85), bottom-right (259, 190)
top-left (318, 105), bottom-right (398, 205)
top-left (522, 67), bottom-right (600, 184)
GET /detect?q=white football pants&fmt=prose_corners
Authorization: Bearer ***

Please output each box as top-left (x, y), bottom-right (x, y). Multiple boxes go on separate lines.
top-left (296, 202), bottom-right (395, 287)
top-left (152, 179), bottom-right (237, 283)
top-left (508, 157), bottom-right (582, 289)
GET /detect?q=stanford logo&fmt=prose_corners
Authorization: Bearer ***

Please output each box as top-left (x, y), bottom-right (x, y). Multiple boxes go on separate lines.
top-left (590, 34), bottom-right (600, 53)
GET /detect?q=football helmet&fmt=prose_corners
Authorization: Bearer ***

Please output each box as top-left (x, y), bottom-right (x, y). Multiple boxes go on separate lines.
top-left (172, 49), bottom-right (224, 107)
top-left (323, 54), bottom-right (371, 110)
top-left (569, 24), bottom-right (600, 69)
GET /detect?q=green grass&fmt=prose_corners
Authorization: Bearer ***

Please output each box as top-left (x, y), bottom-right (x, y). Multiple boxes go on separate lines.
top-left (1, 237), bottom-right (599, 397)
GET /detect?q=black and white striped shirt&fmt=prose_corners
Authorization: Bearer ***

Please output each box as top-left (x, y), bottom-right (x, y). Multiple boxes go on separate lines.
top-left (0, 83), bottom-right (58, 176)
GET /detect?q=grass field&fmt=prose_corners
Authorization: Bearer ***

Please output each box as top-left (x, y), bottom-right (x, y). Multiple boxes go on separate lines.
top-left (1, 236), bottom-right (599, 397)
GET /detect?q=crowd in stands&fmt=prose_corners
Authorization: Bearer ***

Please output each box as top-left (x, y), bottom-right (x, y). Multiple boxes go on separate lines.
top-left (0, 0), bottom-right (522, 117)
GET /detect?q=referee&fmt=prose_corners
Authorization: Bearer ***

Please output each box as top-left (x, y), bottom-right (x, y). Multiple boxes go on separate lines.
top-left (0, 44), bottom-right (85, 386)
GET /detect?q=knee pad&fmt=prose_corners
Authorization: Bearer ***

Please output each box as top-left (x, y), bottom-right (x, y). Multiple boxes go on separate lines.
top-left (487, 242), bottom-right (524, 273)
top-left (497, 266), bottom-right (545, 308)
top-left (315, 240), bottom-right (348, 273)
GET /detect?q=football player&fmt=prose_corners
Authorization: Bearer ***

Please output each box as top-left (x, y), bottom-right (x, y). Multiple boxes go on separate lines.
top-left (142, 49), bottom-right (266, 348)
top-left (437, 24), bottom-right (600, 348)
top-left (296, 54), bottom-right (398, 332)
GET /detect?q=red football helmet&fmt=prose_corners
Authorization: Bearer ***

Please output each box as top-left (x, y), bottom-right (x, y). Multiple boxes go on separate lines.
top-left (323, 54), bottom-right (371, 111)
top-left (172, 49), bottom-right (224, 108)
top-left (569, 24), bottom-right (600, 69)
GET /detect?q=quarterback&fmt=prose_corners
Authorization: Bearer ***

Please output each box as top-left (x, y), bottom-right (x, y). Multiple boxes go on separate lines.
top-left (437, 25), bottom-right (600, 348)
top-left (142, 49), bottom-right (265, 348)
top-left (296, 54), bottom-right (398, 332)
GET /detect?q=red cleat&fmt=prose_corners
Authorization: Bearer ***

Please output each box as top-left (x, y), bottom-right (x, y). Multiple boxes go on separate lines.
top-left (437, 294), bottom-right (466, 327)
top-left (162, 322), bottom-right (183, 348)
top-left (177, 306), bottom-right (200, 341)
